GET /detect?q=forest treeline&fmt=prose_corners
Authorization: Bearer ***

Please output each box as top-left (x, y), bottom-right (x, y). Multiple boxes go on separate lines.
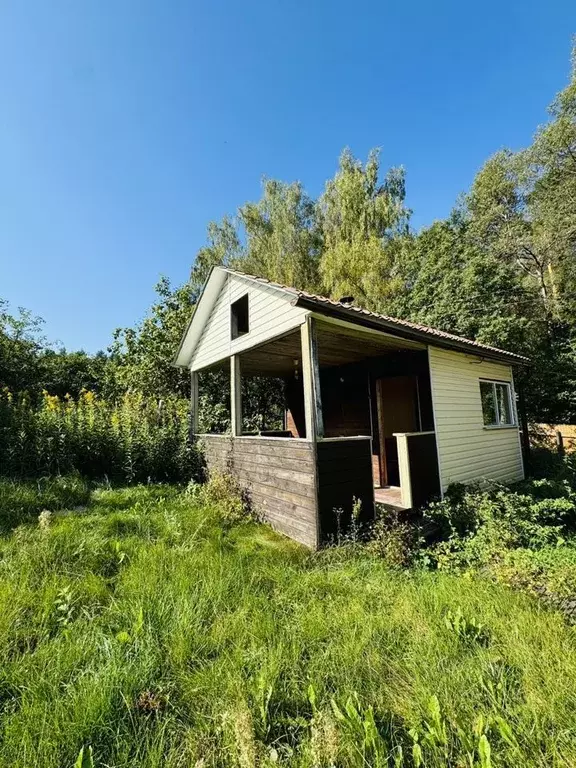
top-left (3, 43), bottom-right (576, 424)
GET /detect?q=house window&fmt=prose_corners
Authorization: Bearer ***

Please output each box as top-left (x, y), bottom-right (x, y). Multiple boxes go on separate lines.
top-left (479, 380), bottom-right (515, 427)
top-left (231, 294), bottom-right (249, 339)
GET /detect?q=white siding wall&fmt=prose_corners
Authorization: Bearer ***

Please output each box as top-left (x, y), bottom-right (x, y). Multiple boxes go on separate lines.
top-left (190, 273), bottom-right (308, 371)
top-left (429, 347), bottom-right (524, 491)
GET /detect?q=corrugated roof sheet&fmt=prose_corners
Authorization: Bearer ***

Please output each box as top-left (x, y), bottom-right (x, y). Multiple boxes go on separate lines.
top-left (223, 267), bottom-right (530, 365)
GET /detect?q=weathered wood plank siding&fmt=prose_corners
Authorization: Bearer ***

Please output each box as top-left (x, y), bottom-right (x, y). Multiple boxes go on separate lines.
top-left (405, 433), bottom-right (441, 508)
top-left (428, 347), bottom-right (524, 490)
top-left (316, 438), bottom-right (375, 542)
top-left (199, 435), bottom-right (318, 547)
top-left (320, 367), bottom-right (372, 438)
top-left (191, 274), bottom-right (308, 371)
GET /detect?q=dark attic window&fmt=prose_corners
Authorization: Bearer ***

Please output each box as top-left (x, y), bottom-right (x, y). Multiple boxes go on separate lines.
top-left (231, 294), bottom-right (249, 339)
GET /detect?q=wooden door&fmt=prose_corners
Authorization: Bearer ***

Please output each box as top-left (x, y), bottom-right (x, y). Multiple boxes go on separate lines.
top-left (375, 376), bottom-right (420, 486)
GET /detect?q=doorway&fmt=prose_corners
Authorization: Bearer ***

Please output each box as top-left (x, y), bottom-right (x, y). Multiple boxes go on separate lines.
top-left (374, 375), bottom-right (421, 487)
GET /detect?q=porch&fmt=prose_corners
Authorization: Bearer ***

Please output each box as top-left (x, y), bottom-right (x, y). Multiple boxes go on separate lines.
top-left (192, 317), bottom-right (441, 547)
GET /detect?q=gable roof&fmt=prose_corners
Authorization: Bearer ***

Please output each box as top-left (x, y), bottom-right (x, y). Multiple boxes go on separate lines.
top-left (224, 268), bottom-right (530, 366)
top-left (174, 266), bottom-right (530, 367)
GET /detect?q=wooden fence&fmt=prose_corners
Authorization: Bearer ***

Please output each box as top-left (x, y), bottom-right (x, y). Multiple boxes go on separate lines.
top-left (531, 424), bottom-right (576, 454)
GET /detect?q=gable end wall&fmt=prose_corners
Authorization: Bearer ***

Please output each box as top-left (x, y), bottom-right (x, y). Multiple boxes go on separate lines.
top-left (190, 274), bottom-right (308, 371)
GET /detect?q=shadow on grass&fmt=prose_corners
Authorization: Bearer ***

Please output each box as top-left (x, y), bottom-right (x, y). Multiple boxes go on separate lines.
top-left (0, 475), bottom-right (91, 534)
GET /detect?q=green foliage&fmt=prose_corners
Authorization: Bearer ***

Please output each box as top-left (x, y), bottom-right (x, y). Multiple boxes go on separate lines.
top-left (0, 300), bottom-right (47, 396)
top-left (239, 178), bottom-right (322, 292)
top-left (74, 745), bottom-right (94, 768)
top-left (330, 692), bottom-right (389, 766)
top-left (0, 388), bottom-right (199, 485)
top-left (390, 217), bottom-right (536, 353)
top-left (422, 481), bottom-right (576, 570)
top-left (0, 301), bottom-right (111, 402)
top-left (110, 277), bottom-right (193, 399)
top-left (318, 148), bottom-right (409, 309)
top-left (496, 544), bottom-right (576, 599)
top-left (187, 470), bottom-right (249, 525)
top-left (39, 349), bottom-right (112, 400)
top-left (417, 464), bottom-right (576, 602)
top-left (444, 606), bottom-right (490, 646)
top-left (0, 484), bottom-right (574, 765)
top-left (367, 507), bottom-right (420, 567)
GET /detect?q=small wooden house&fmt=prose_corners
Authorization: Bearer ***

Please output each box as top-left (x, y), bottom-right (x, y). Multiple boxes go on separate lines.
top-left (175, 267), bottom-right (529, 548)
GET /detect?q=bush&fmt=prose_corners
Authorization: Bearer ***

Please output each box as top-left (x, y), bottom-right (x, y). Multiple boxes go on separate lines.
top-left (413, 476), bottom-right (576, 609)
top-left (528, 445), bottom-right (576, 486)
top-left (421, 481), bottom-right (576, 567)
top-left (187, 471), bottom-right (249, 525)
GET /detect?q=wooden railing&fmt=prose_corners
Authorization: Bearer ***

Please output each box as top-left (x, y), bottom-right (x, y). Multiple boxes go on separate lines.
top-left (393, 431), bottom-right (441, 509)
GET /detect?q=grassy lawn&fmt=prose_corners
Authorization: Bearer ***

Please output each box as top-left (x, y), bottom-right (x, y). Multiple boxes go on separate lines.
top-left (0, 485), bottom-right (575, 767)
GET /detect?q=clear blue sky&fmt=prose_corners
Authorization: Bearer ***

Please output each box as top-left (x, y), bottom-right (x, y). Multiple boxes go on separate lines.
top-left (1, 1), bottom-right (574, 353)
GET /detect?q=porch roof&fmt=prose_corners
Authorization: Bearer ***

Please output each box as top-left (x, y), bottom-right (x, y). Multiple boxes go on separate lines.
top-left (227, 321), bottom-right (425, 376)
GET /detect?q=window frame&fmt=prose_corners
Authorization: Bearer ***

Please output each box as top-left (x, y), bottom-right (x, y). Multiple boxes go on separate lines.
top-left (230, 293), bottom-right (249, 340)
top-left (479, 378), bottom-right (516, 429)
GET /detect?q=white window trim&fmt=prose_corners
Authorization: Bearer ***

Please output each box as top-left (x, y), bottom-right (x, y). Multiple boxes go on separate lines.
top-left (230, 293), bottom-right (250, 340)
top-left (479, 379), bottom-right (517, 428)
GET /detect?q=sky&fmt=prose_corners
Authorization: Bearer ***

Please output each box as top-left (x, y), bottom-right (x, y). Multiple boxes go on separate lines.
top-left (0, 1), bottom-right (574, 353)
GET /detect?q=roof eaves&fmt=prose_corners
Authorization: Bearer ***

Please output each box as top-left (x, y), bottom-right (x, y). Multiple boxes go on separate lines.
top-left (293, 294), bottom-right (530, 366)
top-left (172, 265), bottom-right (224, 368)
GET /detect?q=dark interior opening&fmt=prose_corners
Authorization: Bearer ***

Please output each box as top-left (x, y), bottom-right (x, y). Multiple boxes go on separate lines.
top-left (231, 294), bottom-right (249, 339)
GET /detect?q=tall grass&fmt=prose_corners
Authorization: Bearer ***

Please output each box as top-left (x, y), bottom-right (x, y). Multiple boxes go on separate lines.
top-left (0, 484), bottom-right (574, 766)
top-left (0, 388), bottom-right (199, 483)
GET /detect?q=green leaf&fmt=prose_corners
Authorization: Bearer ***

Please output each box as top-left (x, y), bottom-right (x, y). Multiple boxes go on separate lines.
top-left (330, 698), bottom-right (346, 723)
top-left (478, 733), bottom-right (492, 768)
top-left (412, 742), bottom-right (423, 768)
top-left (493, 715), bottom-right (518, 749)
top-left (74, 745), bottom-right (94, 768)
top-left (307, 683), bottom-right (317, 712)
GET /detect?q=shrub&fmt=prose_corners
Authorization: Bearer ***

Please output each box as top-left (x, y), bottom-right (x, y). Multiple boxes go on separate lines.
top-left (420, 480), bottom-right (576, 569)
top-left (412, 475), bottom-right (576, 613)
top-left (187, 471), bottom-right (249, 525)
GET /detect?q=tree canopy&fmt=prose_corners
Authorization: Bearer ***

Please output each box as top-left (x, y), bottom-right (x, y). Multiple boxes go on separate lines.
top-left (4, 42), bottom-right (576, 424)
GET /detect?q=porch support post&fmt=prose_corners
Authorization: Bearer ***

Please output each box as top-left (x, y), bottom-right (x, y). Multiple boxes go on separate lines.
top-left (301, 317), bottom-right (324, 440)
top-left (230, 354), bottom-right (242, 437)
top-left (189, 370), bottom-right (199, 439)
top-left (395, 434), bottom-right (413, 508)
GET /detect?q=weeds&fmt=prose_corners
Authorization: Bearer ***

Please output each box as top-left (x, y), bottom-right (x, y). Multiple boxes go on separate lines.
top-left (188, 471), bottom-right (250, 525)
top-left (444, 606), bottom-right (491, 646)
top-left (74, 745), bottom-right (94, 768)
top-left (417, 476), bottom-right (576, 605)
top-left (0, 388), bottom-right (200, 484)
